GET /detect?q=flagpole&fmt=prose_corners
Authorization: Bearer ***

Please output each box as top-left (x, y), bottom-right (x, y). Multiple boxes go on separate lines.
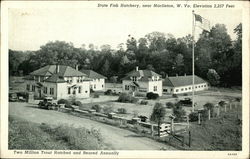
top-left (192, 10), bottom-right (195, 112)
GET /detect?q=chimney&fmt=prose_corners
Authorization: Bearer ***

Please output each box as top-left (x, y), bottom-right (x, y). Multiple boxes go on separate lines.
top-left (184, 73), bottom-right (186, 76)
top-left (136, 66), bottom-right (139, 71)
top-left (176, 74), bottom-right (178, 77)
top-left (56, 65), bottom-right (60, 74)
top-left (166, 74), bottom-right (168, 78)
top-left (75, 64), bottom-right (79, 71)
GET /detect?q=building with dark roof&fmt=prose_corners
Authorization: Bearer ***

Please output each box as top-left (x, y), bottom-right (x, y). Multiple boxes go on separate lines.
top-left (163, 75), bottom-right (209, 94)
top-left (122, 67), bottom-right (163, 96)
top-left (80, 69), bottom-right (107, 91)
top-left (25, 65), bottom-right (91, 99)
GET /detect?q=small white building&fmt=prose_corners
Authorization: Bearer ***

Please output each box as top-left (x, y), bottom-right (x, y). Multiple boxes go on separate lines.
top-left (163, 75), bottom-right (209, 94)
top-left (80, 69), bottom-right (107, 91)
top-left (25, 65), bottom-right (91, 99)
top-left (122, 67), bottom-right (162, 96)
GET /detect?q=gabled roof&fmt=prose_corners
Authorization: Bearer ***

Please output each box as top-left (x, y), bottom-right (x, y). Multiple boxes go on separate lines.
top-left (80, 69), bottom-right (107, 79)
top-left (163, 75), bottom-right (207, 87)
top-left (44, 74), bottom-right (66, 83)
top-left (30, 65), bottom-right (86, 77)
top-left (122, 69), bottom-right (161, 81)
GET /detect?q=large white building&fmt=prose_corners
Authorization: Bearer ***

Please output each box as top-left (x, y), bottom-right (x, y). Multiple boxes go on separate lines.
top-left (80, 69), bottom-right (106, 91)
top-left (163, 75), bottom-right (209, 94)
top-left (122, 67), bottom-right (162, 96)
top-left (25, 65), bottom-right (91, 99)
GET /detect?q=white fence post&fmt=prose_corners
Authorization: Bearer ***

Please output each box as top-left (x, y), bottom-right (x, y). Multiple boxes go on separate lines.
top-left (198, 113), bottom-right (201, 125)
top-left (208, 109), bottom-right (211, 120)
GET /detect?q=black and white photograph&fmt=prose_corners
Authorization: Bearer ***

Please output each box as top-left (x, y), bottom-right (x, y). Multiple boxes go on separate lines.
top-left (1, 1), bottom-right (249, 158)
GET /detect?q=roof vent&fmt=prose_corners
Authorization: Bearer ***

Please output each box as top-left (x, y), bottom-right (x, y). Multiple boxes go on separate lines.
top-left (176, 74), bottom-right (178, 77)
top-left (75, 64), bottom-right (79, 71)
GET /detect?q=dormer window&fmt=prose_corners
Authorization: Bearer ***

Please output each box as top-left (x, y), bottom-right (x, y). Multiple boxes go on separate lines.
top-left (132, 76), bottom-right (137, 82)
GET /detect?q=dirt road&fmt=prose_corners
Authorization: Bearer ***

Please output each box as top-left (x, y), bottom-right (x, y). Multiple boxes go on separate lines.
top-left (9, 102), bottom-right (176, 150)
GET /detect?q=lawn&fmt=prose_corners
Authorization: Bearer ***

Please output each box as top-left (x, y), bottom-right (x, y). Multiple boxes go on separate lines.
top-left (9, 115), bottom-right (109, 150)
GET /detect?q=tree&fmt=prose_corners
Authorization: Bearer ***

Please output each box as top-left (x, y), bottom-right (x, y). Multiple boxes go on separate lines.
top-left (173, 102), bottom-right (186, 122)
top-left (207, 69), bottom-right (220, 86)
top-left (150, 103), bottom-right (166, 136)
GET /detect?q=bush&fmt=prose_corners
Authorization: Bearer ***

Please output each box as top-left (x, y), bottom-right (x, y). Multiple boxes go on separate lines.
top-left (218, 100), bottom-right (226, 107)
top-left (183, 93), bottom-right (188, 96)
top-left (203, 102), bottom-right (215, 117)
top-left (135, 93), bottom-right (145, 97)
top-left (140, 100), bottom-right (148, 105)
top-left (117, 108), bottom-right (127, 114)
top-left (93, 93), bottom-right (99, 98)
top-left (104, 89), bottom-right (112, 95)
top-left (173, 103), bottom-right (186, 122)
top-left (72, 101), bottom-right (83, 107)
top-left (166, 102), bottom-right (174, 109)
top-left (103, 106), bottom-right (113, 114)
top-left (172, 94), bottom-right (178, 98)
top-left (58, 99), bottom-right (71, 107)
top-left (146, 92), bottom-right (159, 100)
top-left (90, 88), bottom-right (95, 93)
top-left (189, 112), bottom-right (199, 122)
top-left (91, 104), bottom-right (102, 113)
top-left (117, 93), bottom-right (138, 103)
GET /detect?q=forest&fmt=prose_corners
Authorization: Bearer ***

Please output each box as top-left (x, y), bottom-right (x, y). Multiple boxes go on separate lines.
top-left (9, 23), bottom-right (242, 87)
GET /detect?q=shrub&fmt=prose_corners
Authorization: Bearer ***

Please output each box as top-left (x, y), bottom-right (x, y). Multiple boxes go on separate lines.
top-left (172, 94), bottom-right (178, 98)
top-left (90, 88), bottom-right (95, 93)
top-left (173, 103), bottom-right (186, 122)
top-left (140, 100), bottom-right (148, 105)
top-left (166, 102), bottom-right (174, 109)
top-left (135, 93), bottom-right (145, 97)
top-left (72, 101), bottom-right (83, 107)
top-left (91, 104), bottom-right (102, 113)
top-left (117, 93), bottom-right (138, 103)
top-left (104, 89), bottom-right (112, 95)
top-left (183, 93), bottom-right (188, 96)
top-left (58, 99), bottom-right (71, 107)
top-left (93, 93), bottom-right (99, 98)
top-left (218, 100), bottom-right (226, 107)
top-left (203, 102), bottom-right (215, 117)
top-left (117, 108), bottom-right (127, 114)
top-left (146, 92), bottom-right (159, 100)
top-left (103, 106), bottom-right (113, 114)
top-left (189, 112), bottom-right (199, 122)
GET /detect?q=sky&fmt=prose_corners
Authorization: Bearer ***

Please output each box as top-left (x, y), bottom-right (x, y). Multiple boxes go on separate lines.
top-left (8, 7), bottom-right (241, 51)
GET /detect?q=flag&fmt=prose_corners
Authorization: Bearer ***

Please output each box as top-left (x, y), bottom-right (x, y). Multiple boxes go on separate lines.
top-left (194, 13), bottom-right (210, 32)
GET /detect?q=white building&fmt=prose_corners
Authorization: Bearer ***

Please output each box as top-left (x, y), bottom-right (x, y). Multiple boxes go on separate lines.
top-left (122, 67), bottom-right (162, 96)
top-left (25, 65), bottom-right (91, 99)
top-left (80, 69), bottom-right (106, 91)
top-left (163, 75), bottom-right (209, 94)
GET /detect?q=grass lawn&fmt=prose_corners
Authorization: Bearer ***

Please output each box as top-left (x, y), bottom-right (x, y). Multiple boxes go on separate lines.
top-left (183, 110), bottom-right (242, 150)
top-left (9, 115), bottom-right (109, 150)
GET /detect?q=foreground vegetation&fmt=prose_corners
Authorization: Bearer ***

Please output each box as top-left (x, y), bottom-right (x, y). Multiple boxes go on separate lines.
top-left (9, 115), bottom-right (109, 150)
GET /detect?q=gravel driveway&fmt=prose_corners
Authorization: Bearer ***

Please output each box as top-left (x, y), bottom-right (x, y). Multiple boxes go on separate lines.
top-left (9, 102), bottom-right (176, 150)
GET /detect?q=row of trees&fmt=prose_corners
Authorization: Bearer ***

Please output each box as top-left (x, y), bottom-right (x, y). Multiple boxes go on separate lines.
top-left (9, 23), bottom-right (242, 87)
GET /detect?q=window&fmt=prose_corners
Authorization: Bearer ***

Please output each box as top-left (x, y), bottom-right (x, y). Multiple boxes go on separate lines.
top-left (94, 84), bottom-right (96, 89)
top-left (176, 89), bottom-right (179, 92)
top-left (163, 89), bottom-right (168, 92)
top-left (195, 86), bottom-right (197, 89)
top-left (125, 85), bottom-right (129, 90)
top-left (85, 91), bottom-right (88, 93)
top-left (154, 86), bottom-right (157, 91)
top-left (73, 89), bottom-right (76, 95)
top-left (79, 86), bottom-right (81, 93)
top-left (26, 84), bottom-right (30, 91)
top-left (204, 85), bottom-right (206, 87)
top-left (189, 87), bottom-right (191, 90)
top-left (68, 87), bottom-right (71, 94)
top-left (32, 85), bottom-right (35, 91)
top-left (181, 88), bottom-right (184, 91)
top-left (171, 89), bottom-right (173, 91)
top-left (43, 87), bottom-right (47, 94)
top-left (198, 86), bottom-right (200, 88)
top-left (185, 88), bottom-right (187, 90)
top-left (132, 76), bottom-right (137, 82)
top-left (102, 85), bottom-right (104, 88)
top-left (50, 88), bottom-right (54, 95)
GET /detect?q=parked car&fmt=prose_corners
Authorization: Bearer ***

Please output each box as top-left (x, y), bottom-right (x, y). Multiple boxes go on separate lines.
top-left (38, 97), bottom-right (58, 110)
top-left (9, 93), bottom-right (18, 102)
top-left (179, 98), bottom-right (192, 106)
